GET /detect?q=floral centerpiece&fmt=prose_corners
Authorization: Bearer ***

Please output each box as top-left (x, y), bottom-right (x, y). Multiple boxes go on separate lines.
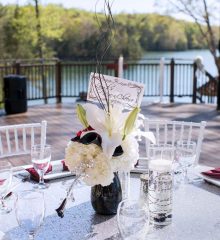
top-left (55, 72), bottom-right (155, 217)
top-left (65, 103), bottom-right (141, 187)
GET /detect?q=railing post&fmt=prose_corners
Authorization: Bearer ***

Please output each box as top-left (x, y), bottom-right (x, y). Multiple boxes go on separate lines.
top-left (15, 62), bottom-right (20, 75)
top-left (56, 61), bottom-right (62, 103)
top-left (192, 61), bottom-right (197, 104)
top-left (114, 59), bottom-right (118, 77)
top-left (170, 58), bottom-right (175, 103)
top-left (118, 55), bottom-right (124, 78)
top-left (217, 75), bottom-right (220, 110)
top-left (159, 57), bottom-right (165, 103)
top-left (41, 62), bottom-right (47, 104)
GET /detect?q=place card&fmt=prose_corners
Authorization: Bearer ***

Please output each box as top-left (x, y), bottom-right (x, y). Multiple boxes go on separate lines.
top-left (87, 73), bottom-right (145, 108)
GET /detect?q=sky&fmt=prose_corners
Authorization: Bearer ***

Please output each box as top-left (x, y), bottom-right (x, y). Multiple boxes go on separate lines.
top-left (1, 0), bottom-right (188, 20)
top-left (2, 0), bottom-right (157, 13)
top-left (1, 0), bottom-right (220, 23)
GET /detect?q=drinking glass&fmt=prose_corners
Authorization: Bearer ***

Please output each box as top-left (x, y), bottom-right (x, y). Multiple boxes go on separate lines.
top-left (15, 190), bottom-right (45, 240)
top-left (0, 160), bottom-right (12, 214)
top-left (148, 144), bottom-right (174, 226)
top-left (117, 199), bottom-right (149, 240)
top-left (148, 144), bottom-right (175, 163)
top-left (176, 141), bottom-right (196, 183)
top-left (118, 171), bottom-right (130, 200)
top-left (31, 144), bottom-right (51, 189)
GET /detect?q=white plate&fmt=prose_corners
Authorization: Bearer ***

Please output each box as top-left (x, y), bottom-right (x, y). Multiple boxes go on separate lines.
top-left (44, 171), bottom-right (74, 180)
top-left (194, 165), bottom-right (220, 187)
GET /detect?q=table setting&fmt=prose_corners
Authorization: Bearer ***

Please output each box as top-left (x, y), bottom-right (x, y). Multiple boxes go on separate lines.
top-left (1, 165), bottom-right (220, 240)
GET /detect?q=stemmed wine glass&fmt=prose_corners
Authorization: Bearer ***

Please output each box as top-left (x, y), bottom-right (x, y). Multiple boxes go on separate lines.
top-left (31, 144), bottom-right (51, 189)
top-left (117, 199), bottom-right (149, 240)
top-left (15, 190), bottom-right (45, 240)
top-left (0, 160), bottom-right (12, 214)
top-left (176, 140), bottom-right (196, 183)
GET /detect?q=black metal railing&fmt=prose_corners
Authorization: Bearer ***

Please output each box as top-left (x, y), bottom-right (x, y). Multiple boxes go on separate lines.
top-left (0, 58), bottom-right (217, 107)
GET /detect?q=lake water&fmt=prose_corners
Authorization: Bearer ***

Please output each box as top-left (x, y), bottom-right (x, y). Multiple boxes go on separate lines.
top-left (142, 49), bottom-right (218, 77)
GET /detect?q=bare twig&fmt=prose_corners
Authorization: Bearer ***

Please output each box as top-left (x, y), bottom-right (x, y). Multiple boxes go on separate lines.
top-left (93, 0), bottom-right (115, 113)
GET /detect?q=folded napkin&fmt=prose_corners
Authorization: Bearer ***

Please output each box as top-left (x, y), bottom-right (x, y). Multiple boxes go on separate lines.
top-left (26, 164), bottom-right (53, 182)
top-left (61, 160), bottom-right (69, 171)
top-left (202, 168), bottom-right (220, 179)
top-left (0, 179), bottom-right (5, 185)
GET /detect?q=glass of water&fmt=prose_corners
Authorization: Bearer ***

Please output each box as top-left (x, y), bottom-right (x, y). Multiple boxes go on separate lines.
top-left (176, 141), bottom-right (196, 183)
top-left (117, 199), bottom-right (149, 240)
top-left (31, 144), bottom-right (51, 189)
top-left (15, 190), bottom-right (45, 240)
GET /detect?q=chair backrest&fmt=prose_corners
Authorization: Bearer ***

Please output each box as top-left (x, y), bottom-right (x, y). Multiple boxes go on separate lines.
top-left (144, 119), bottom-right (206, 166)
top-left (0, 120), bottom-right (47, 158)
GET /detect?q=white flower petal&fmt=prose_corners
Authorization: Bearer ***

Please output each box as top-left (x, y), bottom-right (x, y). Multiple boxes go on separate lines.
top-left (140, 131), bottom-right (156, 144)
top-left (84, 103), bottom-right (106, 132)
top-left (101, 132), bottom-right (122, 159)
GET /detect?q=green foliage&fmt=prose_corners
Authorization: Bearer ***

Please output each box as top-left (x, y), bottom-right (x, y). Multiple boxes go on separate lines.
top-left (76, 104), bottom-right (89, 128)
top-left (0, 4), bottom-right (215, 60)
top-left (123, 107), bottom-right (140, 140)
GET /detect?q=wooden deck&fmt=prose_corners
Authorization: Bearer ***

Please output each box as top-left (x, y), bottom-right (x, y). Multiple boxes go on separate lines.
top-left (0, 102), bottom-right (219, 168)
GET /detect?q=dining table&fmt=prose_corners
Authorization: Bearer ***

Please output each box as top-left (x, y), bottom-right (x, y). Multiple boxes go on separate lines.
top-left (1, 163), bottom-right (220, 240)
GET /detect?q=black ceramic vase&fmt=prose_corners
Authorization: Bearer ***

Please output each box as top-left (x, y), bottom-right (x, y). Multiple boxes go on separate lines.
top-left (91, 173), bottom-right (122, 215)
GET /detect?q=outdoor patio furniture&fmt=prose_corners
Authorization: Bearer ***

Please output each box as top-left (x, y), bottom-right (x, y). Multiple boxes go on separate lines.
top-left (0, 120), bottom-right (47, 158)
top-left (144, 119), bottom-right (206, 165)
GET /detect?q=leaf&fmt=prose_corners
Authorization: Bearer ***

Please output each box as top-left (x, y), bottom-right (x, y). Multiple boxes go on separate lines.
top-left (76, 104), bottom-right (89, 128)
top-left (123, 107), bottom-right (140, 140)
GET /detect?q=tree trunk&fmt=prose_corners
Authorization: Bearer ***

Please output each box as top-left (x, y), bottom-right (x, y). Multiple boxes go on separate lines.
top-left (34, 0), bottom-right (43, 59)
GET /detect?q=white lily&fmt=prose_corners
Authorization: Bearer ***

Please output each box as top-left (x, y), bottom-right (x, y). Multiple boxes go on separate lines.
top-left (84, 103), bottom-right (129, 158)
top-left (133, 113), bottom-right (156, 144)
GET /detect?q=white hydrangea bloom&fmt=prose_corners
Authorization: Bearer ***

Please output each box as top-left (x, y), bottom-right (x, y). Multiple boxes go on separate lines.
top-left (84, 154), bottom-right (114, 186)
top-left (65, 141), bottom-right (101, 172)
top-left (65, 141), bottom-right (113, 186)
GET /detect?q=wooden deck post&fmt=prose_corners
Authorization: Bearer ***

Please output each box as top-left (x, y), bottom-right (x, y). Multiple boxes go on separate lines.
top-left (170, 58), bottom-right (175, 103)
top-left (56, 61), bottom-right (62, 104)
top-left (41, 63), bottom-right (47, 104)
top-left (192, 61), bottom-right (197, 104)
top-left (15, 62), bottom-right (20, 75)
top-left (217, 75), bottom-right (220, 110)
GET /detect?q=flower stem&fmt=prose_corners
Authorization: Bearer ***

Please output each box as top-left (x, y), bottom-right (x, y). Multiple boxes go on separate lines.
top-left (55, 174), bottom-right (81, 218)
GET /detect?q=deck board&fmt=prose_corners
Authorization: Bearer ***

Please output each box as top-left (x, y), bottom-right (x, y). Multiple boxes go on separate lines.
top-left (0, 102), bottom-right (219, 168)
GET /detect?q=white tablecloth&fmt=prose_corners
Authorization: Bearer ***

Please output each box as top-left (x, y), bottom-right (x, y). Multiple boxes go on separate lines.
top-left (1, 174), bottom-right (220, 240)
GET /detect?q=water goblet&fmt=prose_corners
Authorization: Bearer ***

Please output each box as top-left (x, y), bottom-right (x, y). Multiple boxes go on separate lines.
top-left (15, 190), bottom-right (45, 240)
top-left (31, 144), bottom-right (51, 189)
top-left (176, 140), bottom-right (196, 183)
top-left (117, 199), bottom-right (149, 240)
top-left (148, 144), bottom-right (175, 162)
top-left (0, 160), bottom-right (12, 214)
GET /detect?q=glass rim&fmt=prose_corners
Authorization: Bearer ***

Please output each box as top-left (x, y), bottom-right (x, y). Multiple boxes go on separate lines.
top-left (149, 143), bottom-right (174, 148)
top-left (149, 143), bottom-right (175, 152)
top-left (31, 144), bottom-right (51, 150)
top-left (117, 198), bottom-right (146, 207)
top-left (17, 190), bottom-right (44, 200)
